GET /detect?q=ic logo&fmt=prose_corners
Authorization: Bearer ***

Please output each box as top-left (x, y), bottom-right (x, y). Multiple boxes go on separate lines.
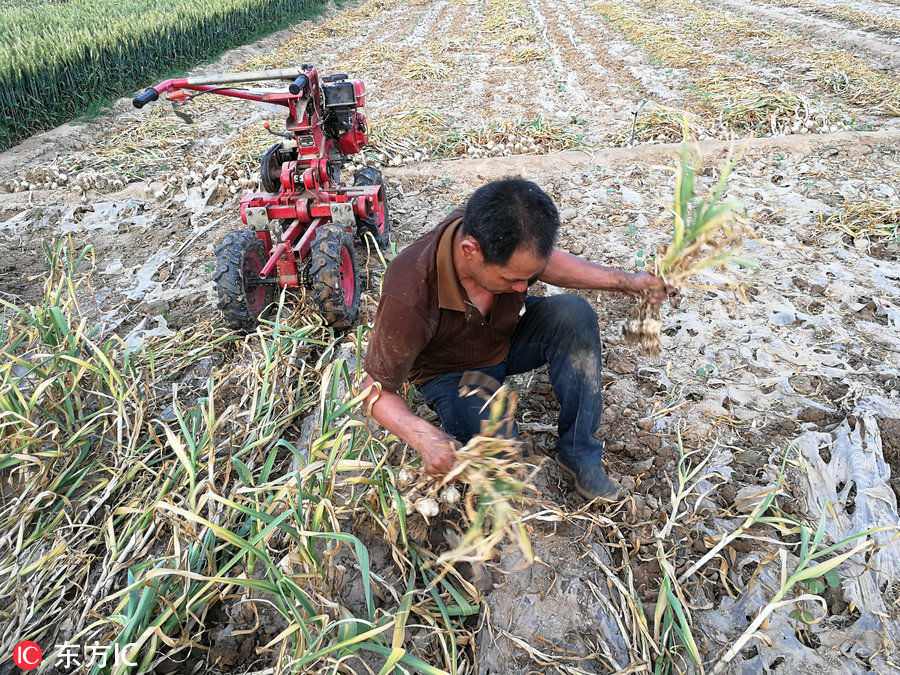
top-left (13, 641), bottom-right (42, 670)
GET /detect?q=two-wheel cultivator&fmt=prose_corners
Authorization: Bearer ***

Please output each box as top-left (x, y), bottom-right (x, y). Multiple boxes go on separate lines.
top-left (134, 64), bottom-right (390, 330)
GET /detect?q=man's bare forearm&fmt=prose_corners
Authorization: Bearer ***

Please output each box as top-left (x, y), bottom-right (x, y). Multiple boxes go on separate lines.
top-left (539, 249), bottom-right (667, 299)
top-left (539, 249), bottom-right (634, 290)
top-left (362, 376), bottom-right (437, 450)
top-left (361, 376), bottom-right (457, 473)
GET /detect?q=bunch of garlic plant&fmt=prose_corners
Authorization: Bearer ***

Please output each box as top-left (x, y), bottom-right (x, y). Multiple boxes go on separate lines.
top-left (625, 134), bottom-right (758, 355)
top-left (417, 386), bottom-right (535, 566)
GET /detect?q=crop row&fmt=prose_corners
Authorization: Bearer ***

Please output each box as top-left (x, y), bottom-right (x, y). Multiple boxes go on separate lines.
top-left (0, 0), bottom-right (329, 150)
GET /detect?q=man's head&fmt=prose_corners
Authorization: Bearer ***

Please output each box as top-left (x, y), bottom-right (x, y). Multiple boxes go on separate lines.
top-left (459, 178), bottom-right (559, 293)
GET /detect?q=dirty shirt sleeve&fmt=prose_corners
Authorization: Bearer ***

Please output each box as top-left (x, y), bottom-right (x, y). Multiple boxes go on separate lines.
top-left (364, 293), bottom-right (434, 393)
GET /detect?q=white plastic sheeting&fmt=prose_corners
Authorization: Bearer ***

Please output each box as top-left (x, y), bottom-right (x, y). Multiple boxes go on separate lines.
top-left (796, 412), bottom-right (900, 665)
top-left (696, 413), bottom-right (900, 671)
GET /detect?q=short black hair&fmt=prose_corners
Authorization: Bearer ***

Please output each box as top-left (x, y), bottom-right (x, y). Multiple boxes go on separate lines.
top-left (461, 178), bottom-right (559, 265)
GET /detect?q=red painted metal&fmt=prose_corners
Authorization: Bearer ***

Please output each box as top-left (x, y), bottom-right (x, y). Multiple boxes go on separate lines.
top-left (140, 65), bottom-right (375, 291)
top-left (260, 243), bottom-right (287, 278)
top-left (292, 218), bottom-right (322, 260)
top-left (339, 245), bottom-right (354, 305)
top-left (276, 254), bottom-right (299, 287)
top-left (256, 229), bottom-right (273, 251)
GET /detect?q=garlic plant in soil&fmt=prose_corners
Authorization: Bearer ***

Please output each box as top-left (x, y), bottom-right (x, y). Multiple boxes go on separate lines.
top-left (415, 387), bottom-right (535, 566)
top-left (625, 139), bottom-right (758, 355)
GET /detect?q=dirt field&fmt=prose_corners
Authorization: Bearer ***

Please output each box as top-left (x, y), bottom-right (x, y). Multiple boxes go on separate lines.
top-left (1, 0), bottom-right (898, 671)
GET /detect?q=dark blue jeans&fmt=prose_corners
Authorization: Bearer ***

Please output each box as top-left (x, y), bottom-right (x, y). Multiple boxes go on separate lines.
top-left (418, 295), bottom-right (604, 468)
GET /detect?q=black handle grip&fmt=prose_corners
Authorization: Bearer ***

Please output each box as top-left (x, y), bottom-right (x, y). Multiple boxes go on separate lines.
top-left (322, 73), bottom-right (348, 82)
top-left (288, 74), bottom-right (309, 95)
top-left (133, 88), bottom-right (160, 109)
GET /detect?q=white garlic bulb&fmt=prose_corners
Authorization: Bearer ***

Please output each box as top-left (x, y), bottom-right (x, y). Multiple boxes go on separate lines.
top-left (416, 498), bottom-right (439, 518)
top-left (439, 485), bottom-right (461, 504)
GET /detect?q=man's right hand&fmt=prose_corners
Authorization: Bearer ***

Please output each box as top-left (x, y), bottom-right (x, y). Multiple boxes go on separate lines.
top-left (417, 428), bottom-right (460, 475)
top-left (625, 271), bottom-right (674, 307)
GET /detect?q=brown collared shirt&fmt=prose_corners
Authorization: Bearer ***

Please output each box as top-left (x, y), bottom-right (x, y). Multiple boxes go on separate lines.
top-left (364, 206), bottom-right (527, 392)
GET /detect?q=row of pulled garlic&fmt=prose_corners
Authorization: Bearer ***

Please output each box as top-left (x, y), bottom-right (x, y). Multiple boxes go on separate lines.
top-left (5, 159), bottom-right (264, 196)
top-left (6, 166), bottom-right (114, 193)
top-left (367, 135), bottom-right (546, 167)
top-left (396, 467), bottom-right (461, 518)
top-left (644, 117), bottom-right (845, 144)
top-left (4, 165), bottom-right (72, 192)
top-left (468, 136), bottom-right (543, 154)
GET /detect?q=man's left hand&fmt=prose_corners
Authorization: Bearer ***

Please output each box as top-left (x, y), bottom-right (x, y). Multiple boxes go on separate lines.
top-left (624, 272), bottom-right (672, 308)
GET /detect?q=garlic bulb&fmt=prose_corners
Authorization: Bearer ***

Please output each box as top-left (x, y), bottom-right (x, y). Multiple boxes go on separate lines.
top-left (415, 498), bottom-right (439, 518)
top-left (439, 485), bottom-right (461, 504)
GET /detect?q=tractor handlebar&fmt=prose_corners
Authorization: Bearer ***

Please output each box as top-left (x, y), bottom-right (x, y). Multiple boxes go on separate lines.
top-left (288, 74), bottom-right (309, 95)
top-left (132, 66), bottom-right (326, 112)
top-left (133, 88), bottom-right (160, 109)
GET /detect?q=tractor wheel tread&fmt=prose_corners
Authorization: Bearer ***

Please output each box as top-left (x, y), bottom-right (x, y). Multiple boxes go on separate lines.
top-left (214, 230), bottom-right (274, 331)
top-left (307, 223), bottom-right (359, 330)
top-left (353, 168), bottom-right (391, 251)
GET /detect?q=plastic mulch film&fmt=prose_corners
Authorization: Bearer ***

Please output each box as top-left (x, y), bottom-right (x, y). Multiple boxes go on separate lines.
top-left (696, 410), bottom-right (900, 672)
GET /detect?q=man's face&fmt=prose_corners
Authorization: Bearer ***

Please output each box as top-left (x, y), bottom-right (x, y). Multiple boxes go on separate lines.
top-left (470, 244), bottom-right (548, 294)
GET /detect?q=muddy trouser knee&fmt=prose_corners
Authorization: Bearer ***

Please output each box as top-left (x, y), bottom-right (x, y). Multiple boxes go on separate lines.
top-left (418, 361), bottom-right (517, 445)
top-left (504, 295), bottom-right (604, 468)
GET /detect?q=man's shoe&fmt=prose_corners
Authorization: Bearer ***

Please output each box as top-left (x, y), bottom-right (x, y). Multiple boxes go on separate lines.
top-left (556, 459), bottom-right (622, 501)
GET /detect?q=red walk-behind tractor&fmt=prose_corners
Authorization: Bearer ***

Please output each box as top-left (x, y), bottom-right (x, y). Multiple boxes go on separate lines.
top-left (133, 64), bottom-right (390, 330)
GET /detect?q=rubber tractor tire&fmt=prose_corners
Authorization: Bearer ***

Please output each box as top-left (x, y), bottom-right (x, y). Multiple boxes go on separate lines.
top-left (213, 230), bottom-right (275, 331)
top-left (308, 223), bottom-right (360, 330)
top-left (353, 167), bottom-right (391, 251)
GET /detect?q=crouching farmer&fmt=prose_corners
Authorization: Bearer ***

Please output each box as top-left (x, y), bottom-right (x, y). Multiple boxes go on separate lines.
top-left (361, 178), bottom-right (666, 500)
